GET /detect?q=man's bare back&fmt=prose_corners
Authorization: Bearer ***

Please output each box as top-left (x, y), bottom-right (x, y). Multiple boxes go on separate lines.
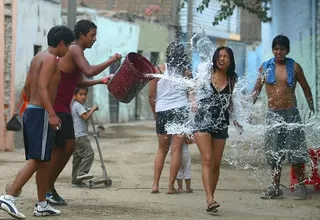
top-left (58, 44), bottom-right (121, 77)
top-left (25, 51), bottom-right (60, 107)
top-left (58, 44), bottom-right (80, 74)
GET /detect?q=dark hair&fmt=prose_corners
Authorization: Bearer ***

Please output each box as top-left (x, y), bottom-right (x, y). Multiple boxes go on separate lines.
top-left (47, 25), bottom-right (75, 47)
top-left (165, 42), bottom-right (189, 75)
top-left (74, 87), bottom-right (88, 95)
top-left (212, 46), bottom-right (237, 85)
top-left (272, 35), bottom-right (290, 52)
top-left (74, 19), bottom-right (97, 39)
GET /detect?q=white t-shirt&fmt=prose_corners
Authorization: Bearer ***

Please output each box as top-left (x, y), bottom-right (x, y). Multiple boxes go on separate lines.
top-left (155, 63), bottom-right (189, 112)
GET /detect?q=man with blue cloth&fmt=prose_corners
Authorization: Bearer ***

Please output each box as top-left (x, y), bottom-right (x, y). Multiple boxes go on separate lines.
top-left (251, 35), bottom-right (314, 200)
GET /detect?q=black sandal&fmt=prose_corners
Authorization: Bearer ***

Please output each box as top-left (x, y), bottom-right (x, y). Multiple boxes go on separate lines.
top-left (206, 201), bottom-right (220, 212)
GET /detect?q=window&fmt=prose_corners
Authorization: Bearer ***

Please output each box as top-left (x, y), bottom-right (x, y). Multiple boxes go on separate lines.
top-left (150, 52), bottom-right (159, 65)
top-left (33, 45), bottom-right (42, 56)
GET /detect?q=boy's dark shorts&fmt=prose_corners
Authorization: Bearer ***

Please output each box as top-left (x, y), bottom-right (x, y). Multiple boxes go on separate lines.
top-left (23, 108), bottom-right (54, 162)
top-left (264, 107), bottom-right (308, 167)
top-left (54, 112), bottom-right (75, 148)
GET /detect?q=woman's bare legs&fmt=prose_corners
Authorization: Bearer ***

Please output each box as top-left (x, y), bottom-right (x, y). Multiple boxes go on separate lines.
top-left (210, 138), bottom-right (226, 201)
top-left (168, 134), bottom-right (185, 193)
top-left (194, 132), bottom-right (213, 202)
top-left (152, 134), bottom-right (170, 192)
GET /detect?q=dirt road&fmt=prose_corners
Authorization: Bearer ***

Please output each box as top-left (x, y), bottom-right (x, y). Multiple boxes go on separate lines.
top-left (0, 122), bottom-right (319, 220)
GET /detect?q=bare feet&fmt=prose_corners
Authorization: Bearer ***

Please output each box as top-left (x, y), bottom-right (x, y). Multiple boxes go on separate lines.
top-left (166, 188), bottom-right (180, 194)
top-left (151, 187), bottom-right (159, 194)
top-left (178, 188), bottom-right (184, 193)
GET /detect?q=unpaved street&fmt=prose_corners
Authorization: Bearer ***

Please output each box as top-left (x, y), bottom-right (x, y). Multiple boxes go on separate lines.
top-left (1, 121), bottom-right (319, 220)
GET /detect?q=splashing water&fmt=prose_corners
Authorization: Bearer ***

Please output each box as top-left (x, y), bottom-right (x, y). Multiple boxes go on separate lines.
top-left (147, 26), bottom-right (320, 188)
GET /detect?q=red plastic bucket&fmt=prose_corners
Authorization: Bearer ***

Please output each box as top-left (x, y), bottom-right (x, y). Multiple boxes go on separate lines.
top-left (107, 52), bottom-right (156, 103)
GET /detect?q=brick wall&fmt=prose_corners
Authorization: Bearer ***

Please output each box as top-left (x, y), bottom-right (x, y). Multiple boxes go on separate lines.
top-left (4, 1), bottom-right (12, 110)
top-left (4, 0), bottom-right (13, 146)
top-left (316, 0), bottom-right (320, 110)
top-left (61, 0), bottom-right (175, 23)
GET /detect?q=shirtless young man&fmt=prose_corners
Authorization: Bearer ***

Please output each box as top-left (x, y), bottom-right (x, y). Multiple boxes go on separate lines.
top-left (252, 35), bottom-right (314, 200)
top-left (46, 19), bottom-right (121, 205)
top-left (0, 25), bottom-right (74, 219)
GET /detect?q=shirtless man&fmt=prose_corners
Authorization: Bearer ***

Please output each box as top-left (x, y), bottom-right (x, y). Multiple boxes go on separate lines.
top-left (0, 25), bottom-right (74, 219)
top-left (252, 35), bottom-right (314, 200)
top-left (46, 19), bottom-right (121, 205)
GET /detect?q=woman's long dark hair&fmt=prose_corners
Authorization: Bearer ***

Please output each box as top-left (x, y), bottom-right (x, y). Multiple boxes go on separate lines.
top-left (212, 46), bottom-right (238, 87)
top-left (165, 42), bottom-right (189, 75)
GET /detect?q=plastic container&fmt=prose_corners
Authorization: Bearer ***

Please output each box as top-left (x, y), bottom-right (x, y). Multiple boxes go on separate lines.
top-left (107, 52), bottom-right (156, 103)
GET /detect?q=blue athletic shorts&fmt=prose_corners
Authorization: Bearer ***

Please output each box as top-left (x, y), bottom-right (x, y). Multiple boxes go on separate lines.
top-left (23, 105), bottom-right (54, 162)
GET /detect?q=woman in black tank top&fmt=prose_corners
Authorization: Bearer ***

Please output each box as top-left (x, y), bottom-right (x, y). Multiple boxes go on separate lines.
top-left (193, 46), bottom-right (243, 212)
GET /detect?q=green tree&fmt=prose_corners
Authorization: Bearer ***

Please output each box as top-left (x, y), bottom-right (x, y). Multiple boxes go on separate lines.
top-left (179, 0), bottom-right (271, 26)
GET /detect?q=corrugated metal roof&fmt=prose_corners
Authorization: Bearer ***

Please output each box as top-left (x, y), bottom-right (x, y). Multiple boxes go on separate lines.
top-left (180, 0), bottom-right (240, 40)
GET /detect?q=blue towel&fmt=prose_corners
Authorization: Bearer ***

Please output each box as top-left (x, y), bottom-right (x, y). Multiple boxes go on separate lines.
top-left (262, 58), bottom-right (295, 87)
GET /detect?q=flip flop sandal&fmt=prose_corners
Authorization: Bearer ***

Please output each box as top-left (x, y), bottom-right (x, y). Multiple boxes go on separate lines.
top-left (206, 201), bottom-right (220, 212)
top-left (208, 208), bottom-right (218, 213)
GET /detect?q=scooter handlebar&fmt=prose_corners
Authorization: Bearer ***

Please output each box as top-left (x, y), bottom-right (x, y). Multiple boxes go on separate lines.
top-left (86, 106), bottom-right (99, 112)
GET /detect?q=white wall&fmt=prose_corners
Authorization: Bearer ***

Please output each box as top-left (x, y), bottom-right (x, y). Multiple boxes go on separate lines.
top-left (15, 0), bottom-right (61, 93)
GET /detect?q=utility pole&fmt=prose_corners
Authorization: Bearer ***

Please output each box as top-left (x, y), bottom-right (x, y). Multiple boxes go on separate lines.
top-left (187, 0), bottom-right (193, 63)
top-left (0, 0), bottom-right (5, 150)
top-left (67, 0), bottom-right (77, 29)
top-left (171, 0), bottom-right (180, 41)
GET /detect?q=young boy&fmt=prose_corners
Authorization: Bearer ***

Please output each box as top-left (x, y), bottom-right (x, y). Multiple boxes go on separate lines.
top-left (71, 88), bottom-right (98, 187)
top-left (0, 25), bottom-right (74, 218)
top-left (252, 35), bottom-right (314, 200)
